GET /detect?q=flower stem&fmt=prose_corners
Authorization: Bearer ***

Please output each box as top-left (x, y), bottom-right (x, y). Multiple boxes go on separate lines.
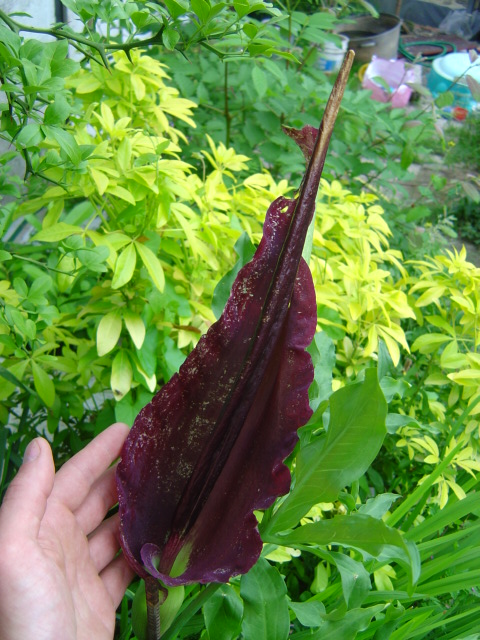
top-left (145, 577), bottom-right (161, 640)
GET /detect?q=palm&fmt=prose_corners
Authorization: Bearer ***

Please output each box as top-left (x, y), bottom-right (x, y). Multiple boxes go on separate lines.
top-left (0, 424), bottom-right (134, 640)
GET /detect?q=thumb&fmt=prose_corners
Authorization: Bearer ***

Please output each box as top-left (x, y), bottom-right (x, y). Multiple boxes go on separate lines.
top-left (0, 438), bottom-right (55, 541)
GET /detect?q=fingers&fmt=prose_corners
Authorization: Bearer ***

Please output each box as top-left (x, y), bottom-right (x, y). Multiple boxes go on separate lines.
top-left (88, 512), bottom-right (121, 573)
top-left (75, 464), bottom-right (119, 535)
top-left (88, 513), bottom-right (134, 608)
top-left (51, 422), bottom-right (129, 512)
top-left (0, 438), bottom-right (55, 541)
top-left (101, 554), bottom-right (136, 609)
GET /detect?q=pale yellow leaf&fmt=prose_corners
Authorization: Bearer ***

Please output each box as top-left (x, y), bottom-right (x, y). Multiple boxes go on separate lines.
top-left (111, 351), bottom-right (132, 401)
top-left (112, 243), bottom-right (136, 289)
top-left (96, 311), bottom-right (122, 356)
top-left (106, 184), bottom-right (136, 205)
top-left (89, 167), bottom-right (109, 195)
top-left (135, 242), bottom-right (165, 292)
top-left (123, 309), bottom-right (145, 350)
top-left (32, 223), bottom-right (83, 243)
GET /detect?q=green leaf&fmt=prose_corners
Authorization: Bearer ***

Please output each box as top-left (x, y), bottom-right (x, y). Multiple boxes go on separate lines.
top-left (115, 389), bottom-right (154, 427)
top-left (112, 243), bottom-right (136, 289)
top-left (135, 242), bottom-right (165, 292)
top-left (289, 600), bottom-right (325, 627)
top-left (405, 491), bottom-right (480, 544)
top-left (32, 222), bottom-right (82, 242)
top-left (306, 605), bottom-right (384, 639)
top-left (96, 310), bottom-right (122, 357)
top-left (462, 180), bottom-right (480, 203)
top-left (75, 74), bottom-right (103, 93)
top-left (271, 514), bottom-right (420, 587)
top-left (163, 27), bottom-right (180, 51)
top-left (358, 493), bottom-right (400, 519)
top-left (116, 137), bottom-right (132, 173)
top-left (43, 125), bottom-right (81, 164)
top-left (328, 551), bottom-right (371, 608)
top-left (13, 277), bottom-right (28, 298)
top-left (240, 558), bottom-right (289, 640)
top-left (204, 584), bottom-right (243, 640)
top-left (163, 0), bottom-right (189, 19)
top-left (435, 91), bottom-right (454, 108)
top-left (111, 350), bottom-right (133, 401)
top-left (405, 205), bottom-right (431, 223)
top-left (28, 275), bottom-right (52, 305)
top-left (411, 333), bottom-right (451, 354)
top-left (106, 184), bottom-right (136, 205)
top-left (252, 66), bottom-right (267, 98)
top-left (380, 377), bottom-right (410, 403)
top-left (243, 23), bottom-right (258, 39)
top-left (307, 331), bottom-right (335, 412)
top-left (89, 167), bottom-right (109, 194)
top-left (265, 369), bottom-right (387, 534)
top-left (44, 96), bottom-right (71, 125)
top-left (123, 309), bottom-right (146, 350)
top-left (131, 10), bottom-right (153, 28)
top-left (31, 360), bottom-right (55, 408)
top-left (76, 246), bottom-right (109, 272)
top-left (16, 123), bottom-right (43, 147)
top-left (191, 0), bottom-right (210, 23)
top-left (234, 0), bottom-right (265, 18)
top-left (400, 142), bottom-right (414, 170)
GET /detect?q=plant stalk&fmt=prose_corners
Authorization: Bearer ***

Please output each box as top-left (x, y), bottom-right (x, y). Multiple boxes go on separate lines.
top-left (145, 577), bottom-right (161, 640)
top-left (224, 61), bottom-right (231, 148)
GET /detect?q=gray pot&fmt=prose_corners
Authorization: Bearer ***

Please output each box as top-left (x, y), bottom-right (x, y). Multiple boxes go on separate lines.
top-left (338, 13), bottom-right (402, 63)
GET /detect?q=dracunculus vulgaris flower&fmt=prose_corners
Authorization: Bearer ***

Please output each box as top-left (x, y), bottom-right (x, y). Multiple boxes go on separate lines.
top-left (116, 51), bottom-right (354, 588)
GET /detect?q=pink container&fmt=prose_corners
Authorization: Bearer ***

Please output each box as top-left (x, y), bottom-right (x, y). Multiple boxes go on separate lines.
top-left (362, 56), bottom-right (418, 108)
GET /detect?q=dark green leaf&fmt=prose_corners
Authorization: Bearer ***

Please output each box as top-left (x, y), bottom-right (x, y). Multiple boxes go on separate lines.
top-left (300, 605), bottom-right (384, 640)
top-left (328, 551), bottom-right (371, 608)
top-left (265, 369), bottom-right (387, 534)
top-left (289, 600), bottom-right (325, 627)
top-left (204, 584), bottom-right (243, 640)
top-left (240, 558), bottom-right (289, 640)
top-left (400, 143), bottom-right (414, 170)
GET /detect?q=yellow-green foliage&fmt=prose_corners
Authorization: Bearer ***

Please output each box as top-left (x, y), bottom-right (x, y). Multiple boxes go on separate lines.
top-left (393, 247), bottom-right (480, 508)
top-left (309, 179), bottom-right (414, 374)
top-left (410, 247), bottom-right (480, 405)
top-left (2, 51), bottom-right (287, 407)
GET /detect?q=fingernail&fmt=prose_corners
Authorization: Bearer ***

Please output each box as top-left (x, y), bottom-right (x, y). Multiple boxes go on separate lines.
top-left (24, 439), bottom-right (40, 463)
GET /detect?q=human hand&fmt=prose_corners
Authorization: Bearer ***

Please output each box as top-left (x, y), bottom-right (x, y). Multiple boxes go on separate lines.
top-left (0, 423), bottom-right (135, 640)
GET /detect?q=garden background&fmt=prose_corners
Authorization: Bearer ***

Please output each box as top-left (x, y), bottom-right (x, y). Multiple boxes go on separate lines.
top-left (1, 0), bottom-right (480, 637)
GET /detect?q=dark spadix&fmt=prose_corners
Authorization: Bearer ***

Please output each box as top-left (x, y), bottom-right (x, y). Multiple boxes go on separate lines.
top-left (116, 51), bottom-right (354, 586)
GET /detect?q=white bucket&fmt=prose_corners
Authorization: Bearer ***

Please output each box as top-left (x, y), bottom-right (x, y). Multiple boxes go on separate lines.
top-left (317, 35), bottom-right (349, 73)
